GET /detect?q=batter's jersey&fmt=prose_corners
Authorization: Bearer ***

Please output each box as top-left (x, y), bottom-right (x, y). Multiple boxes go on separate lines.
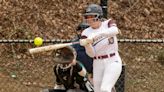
top-left (81, 19), bottom-right (118, 56)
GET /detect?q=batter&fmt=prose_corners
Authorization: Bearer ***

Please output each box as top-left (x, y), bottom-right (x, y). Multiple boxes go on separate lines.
top-left (80, 4), bottom-right (122, 92)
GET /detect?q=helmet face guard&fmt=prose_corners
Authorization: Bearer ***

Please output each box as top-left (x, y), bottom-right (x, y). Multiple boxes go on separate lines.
top-left (58, 63), bottom-right (72, 70)
top-left (83, 13), bottom-right (100, 23)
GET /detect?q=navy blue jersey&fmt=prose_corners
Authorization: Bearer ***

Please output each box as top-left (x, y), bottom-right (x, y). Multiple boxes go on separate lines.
top-left (72, 38), bottom-right (93, 73)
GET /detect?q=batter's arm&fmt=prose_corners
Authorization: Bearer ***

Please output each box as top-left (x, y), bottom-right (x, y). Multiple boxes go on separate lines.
top-left (92, 26), bottom-right (118, 42)
top-left (104, 19), bottom-right (119, 36)
top-left (80, 35), bottom-right (95, 58)
top-left (84, 44), bottom-right (95, 58)
top-left (99, 26), bottom-right (118, 37)
top-left (92, 19), bottom-right (119, 42)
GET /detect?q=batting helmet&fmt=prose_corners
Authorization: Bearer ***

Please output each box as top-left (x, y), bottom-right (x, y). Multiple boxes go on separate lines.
top-left (83, 4), bottom-right (103, 20)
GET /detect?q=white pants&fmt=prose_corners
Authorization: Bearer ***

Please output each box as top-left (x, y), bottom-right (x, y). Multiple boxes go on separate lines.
top-left (93, 52), bottom-right (122, 92)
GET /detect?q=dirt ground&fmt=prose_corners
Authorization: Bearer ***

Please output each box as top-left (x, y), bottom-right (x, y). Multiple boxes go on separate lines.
top-left (0, 0), bottom-right (164, 92)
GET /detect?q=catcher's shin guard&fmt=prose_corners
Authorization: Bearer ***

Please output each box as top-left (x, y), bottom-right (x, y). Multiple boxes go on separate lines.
top-left (85, 81), bottom-right (94, 92)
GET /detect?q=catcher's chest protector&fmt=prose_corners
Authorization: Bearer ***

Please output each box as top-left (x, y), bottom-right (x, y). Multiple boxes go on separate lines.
top-left (56, 65), bottom-right (75, 89)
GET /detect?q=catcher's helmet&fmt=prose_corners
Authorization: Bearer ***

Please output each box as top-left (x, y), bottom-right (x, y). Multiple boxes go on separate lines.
top-left (84, 4), bottom-right (103, 20)
top-left (53, 46), bottom-right (76, 64)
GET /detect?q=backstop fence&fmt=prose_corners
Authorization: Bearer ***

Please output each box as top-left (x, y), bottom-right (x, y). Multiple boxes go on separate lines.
top-left (0, 39), bottom-right (163, 92)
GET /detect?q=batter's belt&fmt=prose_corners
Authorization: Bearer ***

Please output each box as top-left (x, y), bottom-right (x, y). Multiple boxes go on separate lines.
top-left (93, 53), bottom-right (115, 60)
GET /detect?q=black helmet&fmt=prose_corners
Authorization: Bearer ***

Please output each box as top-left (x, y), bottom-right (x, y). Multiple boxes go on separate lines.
top-left (53, 46), bottom-right (76, 64)
top-left (53, 46), bottom-right (77, 70)
top-left (84, 4), bottom-right (103, 19)
top-left (76, 22), bottom-right (89, 31)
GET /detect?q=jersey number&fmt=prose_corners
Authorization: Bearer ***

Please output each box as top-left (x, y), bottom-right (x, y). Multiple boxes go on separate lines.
top-left (108, 37), bottom-right (114, 44)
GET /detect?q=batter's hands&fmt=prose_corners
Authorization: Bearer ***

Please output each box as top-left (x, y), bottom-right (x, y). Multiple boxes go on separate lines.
top-left (80, 38), bottom-right (93, 46)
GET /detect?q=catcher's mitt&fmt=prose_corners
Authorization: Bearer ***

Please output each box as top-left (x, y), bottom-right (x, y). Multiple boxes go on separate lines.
top-left (53, 46), bottom-right (76, 64)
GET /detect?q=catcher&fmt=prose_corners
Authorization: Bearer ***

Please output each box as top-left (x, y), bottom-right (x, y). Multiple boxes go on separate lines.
top-left (41, 46), bottom-right (94, 92)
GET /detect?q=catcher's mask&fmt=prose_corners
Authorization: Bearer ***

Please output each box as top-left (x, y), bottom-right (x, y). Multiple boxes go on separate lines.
top-left (83, 4), bottom-right (103, 23)
top-left (53, 46), bottom-right (77, 69)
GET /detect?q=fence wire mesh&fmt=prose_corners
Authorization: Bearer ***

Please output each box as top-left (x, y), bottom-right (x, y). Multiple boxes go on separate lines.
top-left (0, 42), bottom-right (163, 92)
top-left (0, 0), bottom-right (163, 92)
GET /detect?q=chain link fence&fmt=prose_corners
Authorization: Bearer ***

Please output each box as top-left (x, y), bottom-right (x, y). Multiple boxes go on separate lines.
top-left (0, 40), bottom-right (163, 92)
top-left (0, 0), bottom-right (163, 92)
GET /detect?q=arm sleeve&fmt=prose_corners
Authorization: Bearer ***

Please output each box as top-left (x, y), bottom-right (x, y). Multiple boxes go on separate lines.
top-left (93, 19), bottom-right (119, 41)
top-left (74, 62), bottom-right (82, 72)
top-left (92, 27), bottom-right (119, 42)
top-left (102, 19), bottom-right (119, 37)
top-left (75, 63), bottom-right (87, 77)
top-left (97, 26), bottom-right (119, 37)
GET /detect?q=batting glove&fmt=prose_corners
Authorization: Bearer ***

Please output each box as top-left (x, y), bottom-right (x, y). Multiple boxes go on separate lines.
top-left (80, 38), bottom-right (93, 46)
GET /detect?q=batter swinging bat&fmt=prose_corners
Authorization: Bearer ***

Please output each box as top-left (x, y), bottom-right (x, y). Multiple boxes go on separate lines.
top-left (29, 41), bottom-right (79, 54)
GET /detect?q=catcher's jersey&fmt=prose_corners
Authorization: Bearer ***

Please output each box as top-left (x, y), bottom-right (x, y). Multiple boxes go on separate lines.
top-left (81, 19), bottom-right (118, 56)
top-left (54, 63), bottom-right (83, 89)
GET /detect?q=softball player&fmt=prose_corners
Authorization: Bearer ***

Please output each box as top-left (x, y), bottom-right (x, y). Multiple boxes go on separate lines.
top-left (41, 46), bottom-right (94, 92)
top-left (80, 4), bottom-right (122, 92)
